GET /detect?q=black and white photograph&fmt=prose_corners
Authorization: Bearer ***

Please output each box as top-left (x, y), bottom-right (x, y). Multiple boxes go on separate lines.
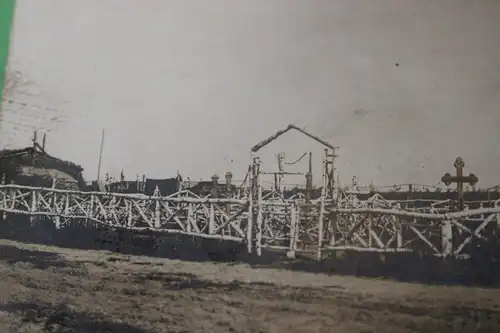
top-left (0, 1), bottom-right (499, 332)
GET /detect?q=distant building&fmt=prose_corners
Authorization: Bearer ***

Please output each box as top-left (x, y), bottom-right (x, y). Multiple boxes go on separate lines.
top-left (186, 173), bottom-right (236, 198)
top-left (144, 177), bottom-right (182, 196)
top-left (0, 146), bottom-right (86, 191)
top-left (106, 180), bottom-right (144, 194)
top-left (187, 181), bottom-right (237, 197)
top-left (105, 175), bottom-right (182, 197)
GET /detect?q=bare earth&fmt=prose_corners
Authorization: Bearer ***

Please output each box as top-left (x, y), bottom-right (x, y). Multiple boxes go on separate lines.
top-left (0, 239), bottom-right (499, 333)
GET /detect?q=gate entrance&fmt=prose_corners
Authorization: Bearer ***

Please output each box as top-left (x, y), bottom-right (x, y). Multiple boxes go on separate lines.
top-left (247, 124), bottom-right (338, 259)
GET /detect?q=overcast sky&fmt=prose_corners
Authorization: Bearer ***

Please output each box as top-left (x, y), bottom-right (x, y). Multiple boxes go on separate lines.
top-left (1, 0), bottom-right (500, 188)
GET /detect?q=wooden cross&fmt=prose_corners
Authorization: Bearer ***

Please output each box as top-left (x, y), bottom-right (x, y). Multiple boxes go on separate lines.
top-left (441, 157), bottom-right (478, 211)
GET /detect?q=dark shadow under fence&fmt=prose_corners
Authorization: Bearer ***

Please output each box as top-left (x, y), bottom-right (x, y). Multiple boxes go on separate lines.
top-left (1, 214), bottom-right (499, 287)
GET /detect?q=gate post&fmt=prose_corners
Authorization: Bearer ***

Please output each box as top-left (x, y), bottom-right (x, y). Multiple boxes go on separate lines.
top-left (256, 160), bottom-right (263, 256)
top-left (287, 204), bottom-right (298, 259)
top-left (246, 165), bottom-right (253, 254)
top-left (317, 150), bottom-right (327, 261)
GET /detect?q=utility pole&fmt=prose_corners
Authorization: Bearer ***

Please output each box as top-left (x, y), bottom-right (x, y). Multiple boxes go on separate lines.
top-left (32, 130), bottom-right (37, 151)
top-left (42, 132), bottom-right (46, 151)
top-left (31, 130), bottom-right (38, 168)
top-left (97, 128), bottom-right (105, 181)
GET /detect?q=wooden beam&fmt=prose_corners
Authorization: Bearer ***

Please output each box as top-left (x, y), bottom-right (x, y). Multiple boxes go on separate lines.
top-left (251, 124), bottom-right (337, 153)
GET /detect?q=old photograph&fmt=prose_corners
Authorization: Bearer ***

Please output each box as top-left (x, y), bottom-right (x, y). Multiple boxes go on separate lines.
top-left (0, 1), bottom-right (499, 332)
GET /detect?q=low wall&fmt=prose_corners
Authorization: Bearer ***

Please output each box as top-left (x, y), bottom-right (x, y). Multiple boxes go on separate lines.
top-left (319, 249), bottom-right (500, 286)
top-left (1, 213), bottom-right (499, 287)
top-left (0, 214), bottom-right (247, 262)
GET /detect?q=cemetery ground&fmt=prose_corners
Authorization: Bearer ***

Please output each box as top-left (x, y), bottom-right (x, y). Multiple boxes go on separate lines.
top-left (0, 238), bottom-right (499, 333)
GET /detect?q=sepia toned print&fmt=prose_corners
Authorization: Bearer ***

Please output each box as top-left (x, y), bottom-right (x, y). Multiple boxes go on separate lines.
top-left (1, 1), bottom-right (500, 332)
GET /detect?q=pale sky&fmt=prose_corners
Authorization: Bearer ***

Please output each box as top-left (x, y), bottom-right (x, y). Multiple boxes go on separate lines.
top-left (1, 0), bottom-right (500, 188)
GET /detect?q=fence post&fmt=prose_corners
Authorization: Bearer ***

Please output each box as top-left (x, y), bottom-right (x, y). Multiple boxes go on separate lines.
top-left (317, 150), bottom-right (327, 261)
top-left (368, 213), bottom-right (372, 248)
top-left (256, 163), bottom-right (263, 256)
top-left (317, 198), bottom-right (325, 261)
top-left (30, 190), bottom-right (37, 223)
top-left (53, 190), bottom-right (60, 229)
top-left (247, 166), bottom-right (253, 254)
top-left (154, 199), bottom-right (161, 229)
top-left (441, 219), bottom-right (453, 257)
top-left (209, 203), bottom-right (215, 235)
top-left (396, 216), bottom-right (403, 249)
top-left (287, 204), bottom-right (297, 259)
top-left (187, 203), bottom-right (193, 233)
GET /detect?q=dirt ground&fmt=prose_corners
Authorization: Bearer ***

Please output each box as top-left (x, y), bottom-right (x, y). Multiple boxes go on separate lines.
top-left (0, 239), bottom-right (499, 333)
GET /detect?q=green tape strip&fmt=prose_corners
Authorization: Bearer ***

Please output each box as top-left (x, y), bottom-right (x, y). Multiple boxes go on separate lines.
top-left (0, 0), bottom-right (16, 101)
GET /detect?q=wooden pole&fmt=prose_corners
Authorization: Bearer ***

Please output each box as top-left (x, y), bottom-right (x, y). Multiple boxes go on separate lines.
top-left (287, 204), bottom-right (297, 259)
top-left (97, 128), bottom-right (105, 181)
top-left (317, 150), bottom-right (327, 260)
top-left (331, 147), bottom-right (337, 201)
top-left (31, 130), bottom-right (37, 168)
top-left (42, 132), bottom-right (47, 152)
top-left (247, 161), bottom-right (254, 254)
top-left (256, 160), bottom-right (263, 256)
top-left (305, 152), bottom-right (312, 204)
top-left (32, 130), bottom-right (37, 150)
